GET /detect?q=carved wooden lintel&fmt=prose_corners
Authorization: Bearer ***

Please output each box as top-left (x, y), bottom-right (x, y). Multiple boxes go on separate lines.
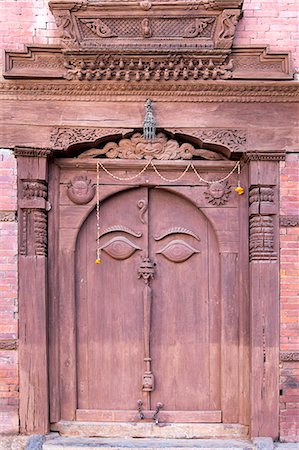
top-left (0, 340), bottom-right (18, 351)
top-left (280, 352), bottom-right (299, 362)
top-left (4, 45), bottom-right (292, 80)
top-left (280, 215), bottom-right (299, 227)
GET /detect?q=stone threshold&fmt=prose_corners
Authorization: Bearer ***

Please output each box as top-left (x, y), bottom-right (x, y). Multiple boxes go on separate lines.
top-left (43, 437), bottom-right (256, 450)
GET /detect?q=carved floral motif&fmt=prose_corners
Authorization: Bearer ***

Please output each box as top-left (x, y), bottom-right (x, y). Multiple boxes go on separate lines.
top-left (173, 128), bottom-right (247, 152)
top-left (204, 181), bottom-right (231, 205)
top-left (50, 127), bottom-right (133, 149)
top-left (183, 18), bottom-right (215, 37)
top-left (67, 176), bottom-right (95, 205)
top-left (79, 133), bottom-right (226, 160)
top-left (80, 18), bottom-right (116, 37)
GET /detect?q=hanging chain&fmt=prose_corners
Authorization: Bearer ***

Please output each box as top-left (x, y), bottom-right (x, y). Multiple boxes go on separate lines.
top-left (96, 161), bottom-right (101, 264)
top-left (97, 159), bottom-right (240, 184)
top-left (95, 159), bottom-right (242, 264)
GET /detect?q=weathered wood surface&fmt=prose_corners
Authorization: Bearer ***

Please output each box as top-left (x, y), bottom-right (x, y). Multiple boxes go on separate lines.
top-left (17, 155), bottom-right (49, 434)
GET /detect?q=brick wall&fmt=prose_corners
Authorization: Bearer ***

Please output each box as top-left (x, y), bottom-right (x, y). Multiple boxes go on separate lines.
top-left (0, 150), bottom-right (18, 434)
top-left (279, 153), bottom-right (299, 443)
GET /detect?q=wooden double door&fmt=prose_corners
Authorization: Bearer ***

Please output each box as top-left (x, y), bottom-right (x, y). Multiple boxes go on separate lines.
top-left (75, 186), bottom-right (221, 422)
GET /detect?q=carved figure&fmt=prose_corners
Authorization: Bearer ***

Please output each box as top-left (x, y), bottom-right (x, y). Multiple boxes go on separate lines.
top-left (204, 181), bottom-right (231, 206)
top-left (183, 18), bottom-right (214, 38)
top-left (67, 176), bottom-right (95, 205)
top-left (55, 11), bottom-right (75, 40)
top-left (80, 19), bottom-right (116, 38)
top-left (215, 11), bottom-right (240, 49)
top-left (141, 18), bottom-right (152, 38)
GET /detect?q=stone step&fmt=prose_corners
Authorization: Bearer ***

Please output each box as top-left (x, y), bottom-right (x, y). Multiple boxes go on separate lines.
top-left (43, 437), bottom-right (256, 450)
top-left (51, 422), bottom-right (249, 440)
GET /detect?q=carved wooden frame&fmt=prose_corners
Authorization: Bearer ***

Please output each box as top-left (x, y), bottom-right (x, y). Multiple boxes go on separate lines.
top-left (14, 133), bottom-right (284, 440)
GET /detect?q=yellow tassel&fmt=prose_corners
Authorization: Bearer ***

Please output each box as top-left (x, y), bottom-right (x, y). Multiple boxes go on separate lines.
top-left (235, 186), bottom-right (245, 195)
top-left (95, 259), bottom-right (101, 264)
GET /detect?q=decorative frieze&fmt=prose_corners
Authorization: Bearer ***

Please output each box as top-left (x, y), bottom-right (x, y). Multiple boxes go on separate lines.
top-left (280, 215), bottom-right (299, 227)
top-left (50, 127), bottom-right (134, 149)
top-left (0, 211), bottom-right (16, 222)
top-left (172, 128), bottom-right (247, 152)
top-left (78, 132), bottom-right (227, 160)
top-left (280, 352), bottom-right (299, 362)
top-left (64, 55), bottom-right (233, 81)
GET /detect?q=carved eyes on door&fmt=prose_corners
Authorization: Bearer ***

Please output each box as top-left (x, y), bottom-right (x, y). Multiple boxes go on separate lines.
top-left (100, 237), bottom-right (141, 260)
top-left (156, 239), bottom-right (200, 263)
top-left (154, 228), bottom-right (201, 263)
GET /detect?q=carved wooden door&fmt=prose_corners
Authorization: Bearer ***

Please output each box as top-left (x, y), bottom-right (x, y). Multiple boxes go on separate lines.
top-left (76, 186), bottom-right (221, 422)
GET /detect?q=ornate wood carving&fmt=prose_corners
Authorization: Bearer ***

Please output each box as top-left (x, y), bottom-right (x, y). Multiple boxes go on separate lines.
top-left (137, 199), bottom-right (148, 224)
top-left (0, 211), bottom-right (16, 222)
top-left (50, 127), bottom-right (134, 149)
top-left (280, 215), bottom-right (299, 227)
top-left (249, 215), bottom-right (277, 261)
top-left (64, 55), bottom-right (233, 82)
top-left (245, 151), bottom-right (286, 162)
top-left (249, 184), bottom-right (277, 261)
top-left (1, 81), bottom-right (297, 103)
top-left (215, 9), bottom-right (241, 49)
top-left (280, 352), bottom-right (299, 362)
top-left (100, 236), bottom-right (141, 260)
top-left (0, 340), bottom-right (18, 351)
top-left (204, 181), bottom-right (231, 205)
top-left (67, 176), bottom-right (95, 204)
top-left (19, 180), bottom-right (50, 257)
top-left (156, 239), bottom-right (200, 263)
top-left (172, 128), bottom-right (247, 152)
top-left (78, 132), bottom-right (226, 160)
top-left (14, 147), bottom-right (52, 158)
top-left (4, 45), bottom-right (292, 80)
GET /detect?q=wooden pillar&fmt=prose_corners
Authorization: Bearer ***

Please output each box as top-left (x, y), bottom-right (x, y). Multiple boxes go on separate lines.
top-left (15, 147), bottom-right (52, 434)
top-left (247, 151), bottom-right (285, 439)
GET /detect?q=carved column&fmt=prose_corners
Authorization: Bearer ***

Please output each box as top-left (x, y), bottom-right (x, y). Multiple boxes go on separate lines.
top-left (246, 151), bottom-right (285, 439)
top-left (15, 147), bottom-right (52, 434)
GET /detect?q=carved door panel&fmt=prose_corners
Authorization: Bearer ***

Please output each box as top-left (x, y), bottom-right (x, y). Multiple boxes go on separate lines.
top-left (76, 186), bottom-right (221, 421)
top-left (76, 188), bottom-right (147, 411)
top-left (149, 189), bottom-right (220, 414)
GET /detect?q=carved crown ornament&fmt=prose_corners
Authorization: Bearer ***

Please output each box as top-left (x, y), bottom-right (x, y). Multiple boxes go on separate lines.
top-left (3, 0), bottom-right (293, 81)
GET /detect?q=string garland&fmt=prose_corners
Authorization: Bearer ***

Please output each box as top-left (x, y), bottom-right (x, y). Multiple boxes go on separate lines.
top-left (95, 159), bottom-right (244, 264)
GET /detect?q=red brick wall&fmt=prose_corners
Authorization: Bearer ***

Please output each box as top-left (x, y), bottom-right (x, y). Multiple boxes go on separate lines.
top-left (279, 153), bottom-right (299, 443)
top-left (0, 150), bottom-right (18, 434)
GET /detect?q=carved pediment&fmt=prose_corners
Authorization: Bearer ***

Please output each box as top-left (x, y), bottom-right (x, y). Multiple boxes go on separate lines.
top-left (77, 132), bottom-right (227, 160)
top-left (2, 1), bottom-right (293, 81)
top-left (49, 1), bottom-right (243, 52)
